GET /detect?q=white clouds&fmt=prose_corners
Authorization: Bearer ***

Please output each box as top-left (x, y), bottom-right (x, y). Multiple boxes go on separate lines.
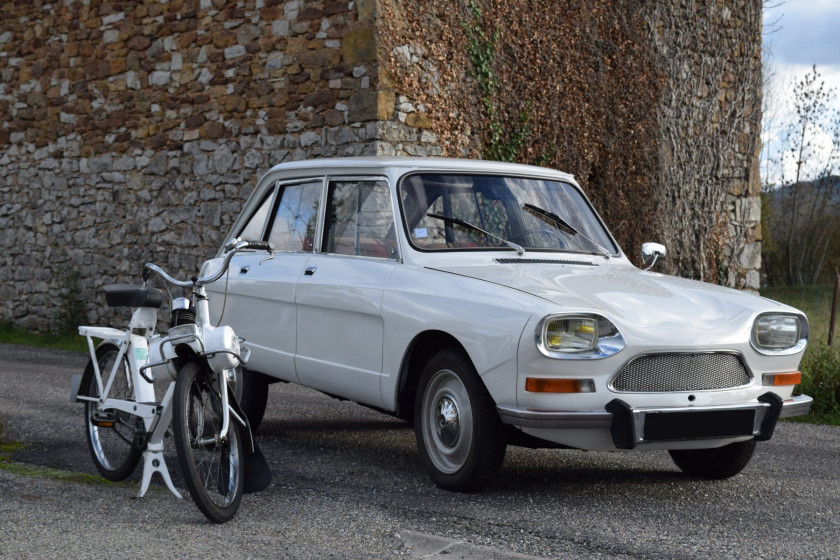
top-left (764, 0), bottom-right (840, 66)
top-left (761, 1), bottom-right (840, 186)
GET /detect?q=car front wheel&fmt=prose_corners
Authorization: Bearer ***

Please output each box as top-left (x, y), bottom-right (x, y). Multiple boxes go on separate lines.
top-left (414, 348), bottom-right (507, 492)
top-left (669, 439), bottom-right (757, 479)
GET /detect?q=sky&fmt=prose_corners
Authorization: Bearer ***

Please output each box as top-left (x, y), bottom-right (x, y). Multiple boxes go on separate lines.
top-left (762, 0), bottom-right (840, 185)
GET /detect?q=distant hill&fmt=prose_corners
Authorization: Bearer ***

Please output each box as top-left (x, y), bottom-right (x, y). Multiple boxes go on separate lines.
top-left (765, 175), bottom-right (840, 206)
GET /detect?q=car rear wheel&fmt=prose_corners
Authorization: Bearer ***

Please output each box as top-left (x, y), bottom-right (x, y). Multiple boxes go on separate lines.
top-left (669, 439), bottom-right (757, 479)
top-left (234, 368), bottom-right (270, 432)
top-left (414, 348), bottom-right (507, 492)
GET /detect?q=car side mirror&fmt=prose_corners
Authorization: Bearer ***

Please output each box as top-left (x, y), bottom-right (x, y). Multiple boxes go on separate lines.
top-left (641, 242), bottom-right (666, 271)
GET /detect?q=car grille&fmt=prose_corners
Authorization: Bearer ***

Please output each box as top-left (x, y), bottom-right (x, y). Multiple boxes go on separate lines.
top-left (611, 353), bottom-right (751, 392)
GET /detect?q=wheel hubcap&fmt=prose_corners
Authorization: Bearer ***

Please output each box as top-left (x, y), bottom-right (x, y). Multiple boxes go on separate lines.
top-left (435, 395), bottom-right (460, 447)
top-left (421, 368), bottom-right (473, 474)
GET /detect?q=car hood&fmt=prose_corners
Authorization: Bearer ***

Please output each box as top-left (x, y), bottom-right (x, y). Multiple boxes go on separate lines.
top-left (426, 261), bottom-right (792, 348)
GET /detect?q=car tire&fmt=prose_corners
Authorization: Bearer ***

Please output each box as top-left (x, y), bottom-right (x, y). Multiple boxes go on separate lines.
top-left (414, 348), bottom-right (507, 492)
top-left (237, 368), bottom-right (270, 432)
top-left (669, 439), bottom-right (757, 479)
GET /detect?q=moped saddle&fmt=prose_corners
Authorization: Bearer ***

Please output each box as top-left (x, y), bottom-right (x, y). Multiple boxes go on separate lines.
top-left (103, 284), bottom-right (164, 308)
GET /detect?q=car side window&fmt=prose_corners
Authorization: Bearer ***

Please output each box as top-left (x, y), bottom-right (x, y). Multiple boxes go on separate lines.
top-left (237, 190), bottom-right (274, 241)
top-left (323, 180), bottom-right (398, 260)
top-left (267, 181), bottom-right (322, 252)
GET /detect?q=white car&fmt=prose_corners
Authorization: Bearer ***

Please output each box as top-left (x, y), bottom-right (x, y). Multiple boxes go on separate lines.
top-left (203, 157), bottom-right (812, 491)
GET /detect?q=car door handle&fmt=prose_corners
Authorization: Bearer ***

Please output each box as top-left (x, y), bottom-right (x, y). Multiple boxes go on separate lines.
top-left (240, 265), bottom-right (250, 274)
top-left (304, 266), bottom-right (317, 276)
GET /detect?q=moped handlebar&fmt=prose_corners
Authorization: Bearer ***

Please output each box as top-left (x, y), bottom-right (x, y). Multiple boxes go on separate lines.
top-left (144, 239), bottom-right (274, 289)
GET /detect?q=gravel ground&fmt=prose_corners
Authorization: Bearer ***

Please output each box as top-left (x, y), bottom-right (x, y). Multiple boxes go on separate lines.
top-left (0, 343), bottom-right (838, 559)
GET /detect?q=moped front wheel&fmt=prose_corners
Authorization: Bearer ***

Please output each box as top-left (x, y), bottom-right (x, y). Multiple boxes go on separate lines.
top-left (173, 361), bottom-right (244, 523)
top-left (82, 343), bottom-right (143, 482)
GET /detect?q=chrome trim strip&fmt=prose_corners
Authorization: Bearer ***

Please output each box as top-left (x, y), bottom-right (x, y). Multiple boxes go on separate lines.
top-left (498, 400), bottom-right (780, 439)
top-left (497, 406), bottom-right (612, 429)
top-left (779, 394), bottom-right (813, 418)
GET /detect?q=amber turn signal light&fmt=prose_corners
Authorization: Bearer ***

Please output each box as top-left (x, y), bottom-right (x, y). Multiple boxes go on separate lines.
top-left (525, 378), bottom-right (595, 393)
top-left (762, 372), bottom-right (801, 386)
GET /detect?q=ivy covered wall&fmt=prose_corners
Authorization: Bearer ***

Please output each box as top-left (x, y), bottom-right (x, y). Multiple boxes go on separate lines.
top-left (380, 0), bottom-right (763, 286)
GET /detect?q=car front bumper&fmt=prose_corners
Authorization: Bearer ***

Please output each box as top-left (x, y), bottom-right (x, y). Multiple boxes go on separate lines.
top-left (498, 393), bottom-right (813, 449)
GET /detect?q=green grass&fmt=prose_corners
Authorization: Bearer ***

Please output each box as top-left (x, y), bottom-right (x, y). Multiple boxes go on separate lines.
top-left (0, 320), bottom-right (87, 353)
top-left (0, 430), bottom-right (137, 488)
top-left (761, 285), bottom-right (840, 426)
top-left (0, 444), bottom-right (136, 487)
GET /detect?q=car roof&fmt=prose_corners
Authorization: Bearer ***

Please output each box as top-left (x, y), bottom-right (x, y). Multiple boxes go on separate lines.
top-left (263, 157), bottom-right (576, 182)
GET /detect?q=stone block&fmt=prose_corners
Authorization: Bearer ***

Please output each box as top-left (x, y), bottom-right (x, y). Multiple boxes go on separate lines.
top-left (200, 121), bottom-right (226, 139)
top-left (267, 52), bottom-right (286, 70)
top-left (149, 71), bottom-right (171, 86)
top-left (348, 90), bottom-right (395, 122)
top-left (213, 31), bottom-right (238, 49)
top-left (300, 130), bottom-right (321, 147)
top-left (144, 153), bottom-right (168, 176)
top-left (298, 49), bottom-right (341, 69)
top-left (103, 29), bottom-right (120, 44)
top-left (224, 45), bottom-right (247, 60)
top-left (302, 90), bottom-right (336, 110)
top-left (284, 0), bottom-right (302, 20)
top-left (405, 113), bottom-right (431, 129)
top-left (356, 0), bottom-right (375, 21)
top-left (342, 28), bottom-right (376, 65)
top-left (272, 20), bottom-right (290, 37)
top-left (217, 147), bottom-right (241, 174)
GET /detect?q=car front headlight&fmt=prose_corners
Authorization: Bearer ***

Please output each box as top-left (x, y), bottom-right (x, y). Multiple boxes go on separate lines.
top-left (544, 316), bottom-right (598, 352)
top-left (751, 313), bottom-right (808, 355)
top-left (535, 314), bottom-right (625, 359)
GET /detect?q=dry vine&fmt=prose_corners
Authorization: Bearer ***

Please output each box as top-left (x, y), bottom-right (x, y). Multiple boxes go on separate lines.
top-left (645, 0), bottom-right (763, 283)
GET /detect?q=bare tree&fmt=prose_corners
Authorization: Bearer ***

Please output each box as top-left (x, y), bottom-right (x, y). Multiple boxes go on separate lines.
top-left (763, 66), bottom-right (840, 285)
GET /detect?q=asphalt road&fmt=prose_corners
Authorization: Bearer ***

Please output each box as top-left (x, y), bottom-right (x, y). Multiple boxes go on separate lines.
top-left (0, 342), bottom-right (838, 559)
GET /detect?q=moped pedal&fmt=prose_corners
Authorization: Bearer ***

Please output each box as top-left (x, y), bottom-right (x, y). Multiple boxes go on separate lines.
top-left (91, 412), bottom-right (117, 428)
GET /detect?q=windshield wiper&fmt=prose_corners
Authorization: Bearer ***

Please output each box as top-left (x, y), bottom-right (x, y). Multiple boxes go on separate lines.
top-left (426, 213), bottom-right (525, 255)
top-left (522, 203), bottom-right (611, 259)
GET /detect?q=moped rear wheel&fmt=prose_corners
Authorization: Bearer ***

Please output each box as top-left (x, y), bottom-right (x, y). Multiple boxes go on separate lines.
top-left (173, 361), bottom-right (244, 523)
top-left (82, 343), bottom-right (143, 482)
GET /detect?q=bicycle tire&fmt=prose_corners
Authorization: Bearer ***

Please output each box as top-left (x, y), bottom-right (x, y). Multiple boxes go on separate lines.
top-left (82, 343), bottom-right (143, 482)
top-left (173, 360), bottom-right (244, 523)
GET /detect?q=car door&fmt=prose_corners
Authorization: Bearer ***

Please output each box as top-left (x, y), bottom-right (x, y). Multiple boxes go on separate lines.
top-left (294, 177), bottom-right (399, 407)
top-left (219, 178), bottom-right (323, 382)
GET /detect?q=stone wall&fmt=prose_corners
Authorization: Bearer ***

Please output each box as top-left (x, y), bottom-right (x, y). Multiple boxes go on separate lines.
top-left (0, 0), bottom-right (438, 331)
top-left (1, 0), bottom-right (763, 333)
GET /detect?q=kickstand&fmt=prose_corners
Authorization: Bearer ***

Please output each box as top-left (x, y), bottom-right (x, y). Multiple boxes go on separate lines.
top-left (136, 440), bottom-right (182, 499)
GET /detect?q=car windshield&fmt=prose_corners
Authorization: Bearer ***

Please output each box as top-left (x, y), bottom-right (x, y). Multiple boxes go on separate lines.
top-left (399, 174), bottom-right (618, 255)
